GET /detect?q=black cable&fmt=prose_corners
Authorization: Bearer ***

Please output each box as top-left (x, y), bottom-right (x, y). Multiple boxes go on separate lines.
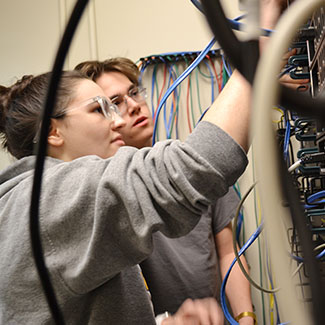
top-left (199, 0), bottom-right (260, 84)
top-left (30, 0), bottom-right (89, 323)
top-left (189, 0), bottom-right (254, 34)
top-left (190, 0), bottom-right (204, 13)
top-left (200, 0), bottom-right (244, 77)
top-left (200, 0), bottom-right (325, 124)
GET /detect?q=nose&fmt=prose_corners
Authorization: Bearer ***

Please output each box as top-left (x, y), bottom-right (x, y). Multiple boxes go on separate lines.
top-left (111, 112), bottom-right (126, 130)
top-left (124, 95), bottom-right (141, 115)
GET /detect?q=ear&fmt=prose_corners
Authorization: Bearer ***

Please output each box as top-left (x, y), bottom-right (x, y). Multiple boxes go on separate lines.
top-left (47, 118), bottom-right (64, 147)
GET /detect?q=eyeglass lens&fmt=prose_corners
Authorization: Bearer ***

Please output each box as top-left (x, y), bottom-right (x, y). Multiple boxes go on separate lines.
top-left (100, 97), bottom-right (121, 120)
top-left (111, 87), bottom-right (146, 114)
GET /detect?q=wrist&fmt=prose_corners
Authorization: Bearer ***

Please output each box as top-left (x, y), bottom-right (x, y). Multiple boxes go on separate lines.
top-left (235, 311), bottom-right (257, 325)
top-left (155, 311), bottom-right (171, 325)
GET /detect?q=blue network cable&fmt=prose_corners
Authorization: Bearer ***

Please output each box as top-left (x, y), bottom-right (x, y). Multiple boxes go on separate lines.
top-left (221, 54), bottom-right (233, 78)
top-left (195, 106), bottom-right (210, 125)
top-left (151, 64), bottom-right (159, 117)
top-left (202, 60), bottom-right (215, 103)
top-left (220, 224), bottom-right (263, 324)
top-left (152, 37), bottom-right (217, 145)
top-left (232, 184), bottom-right (244, 243)
top-left (307, 190), bottom-right (325, 204)
top-left (164, 66), bottom-right (176, 138)
top-left (291, 249), bottom-right (325, 263)
top-left (236, 210), bottom-right (244, 243)
top-left (166, 63), bottom-right (179, 139)
top-left (278, 65), bottom-right (296, 79)
top-left (139, 60), bottom-right (151, 85)
top-left (283, 118), bottom-right (291, 164)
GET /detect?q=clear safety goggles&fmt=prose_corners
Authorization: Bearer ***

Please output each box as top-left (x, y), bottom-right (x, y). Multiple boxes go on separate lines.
top-left (110, 87), bottom-right (147, 115)
top-left (33, 96), bottom-right (120, 143)
top-left (53, 95), bottom-right (120, 120)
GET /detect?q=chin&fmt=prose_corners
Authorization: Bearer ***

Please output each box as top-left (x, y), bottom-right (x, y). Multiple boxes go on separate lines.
top-left (104, 147), bottom-right (121, 159)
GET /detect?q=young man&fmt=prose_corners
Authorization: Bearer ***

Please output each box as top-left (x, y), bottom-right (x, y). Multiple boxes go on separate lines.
top-left (75, 56), bottom-right (256, 323)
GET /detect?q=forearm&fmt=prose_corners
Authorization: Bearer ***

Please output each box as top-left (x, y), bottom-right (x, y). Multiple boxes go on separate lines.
top-left (260, 0), bottom-right (287, 51)
top-left (202, 70), bottom-right (251, 152)
top-left (202, 0), bottom-right (287, 153)
top-left (219, 252), bottom-right (254, 325)
top-left (215, 223), bottom-right (254, 324)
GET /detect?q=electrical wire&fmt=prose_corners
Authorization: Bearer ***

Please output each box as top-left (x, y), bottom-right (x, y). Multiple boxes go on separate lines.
top-left (221, 220), bottom-right (264, 324)
top-left (291, 243), bottom-right (325, 277)
top-left (200, 0), bottom-right (259, 84)
top-left (206, 55), bottom-right (222, 94)
top-left (195, 68), bottom-right (203, 115)
top-left (265, 236), bottom-right (281, 325)
top-left (189, 0), bottom-right (272, 36)
top-left (200, 0), bottom-right (325, 123)
top-left (250, 145), bottom-right (266, 324)
top-left (152, 37), bottom-right (216, 145)
top-left (220, 182), bottom-right (283, 324)
top-left (186, 74), bottom-right (193, 133)
top-left (283, 116), bottom-right (291, 165)
top-left (30, 0), bottom-right (89, 323)
top-left (279, 64), bottom-right (297, 79)
top-left (251, 1), bottom-right (325, 323)
top-left (167, 63), bottom-right (181, 139)
top-left (232, 183), bottom-right (279, 294)
top-left (306, 190), bottom-right (325, 204)
top-left (291, 248), bottom-right (325, 262)
top-left (202, 60), bottom-right (215, 103)
top-left (221, 55), bottom-right (232, 78)
top-left (165, 64), bottom-right (177, 138)
top-left (232, 183), bottom-right (244, 244)
top-left (141, 49), bottom-right (224, 140)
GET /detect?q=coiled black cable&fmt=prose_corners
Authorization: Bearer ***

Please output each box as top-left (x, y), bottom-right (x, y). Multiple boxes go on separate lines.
top-left (30, 0), bottom-right (89, 323)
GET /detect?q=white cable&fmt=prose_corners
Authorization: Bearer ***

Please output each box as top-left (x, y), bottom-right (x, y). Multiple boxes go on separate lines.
top-left (288, 159), bottom-right (302, 173)
top-left (292, 262), bottom-right (304, 277)
top-left (251, 0), bottom-right (324, 324)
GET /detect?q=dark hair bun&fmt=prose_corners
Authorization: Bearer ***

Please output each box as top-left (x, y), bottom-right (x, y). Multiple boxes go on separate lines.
top-left (0, 75), bottom-right (34, 133)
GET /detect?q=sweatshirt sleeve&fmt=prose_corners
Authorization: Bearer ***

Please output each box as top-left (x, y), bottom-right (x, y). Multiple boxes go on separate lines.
top-left (41, 121), bottom-right (248, 294)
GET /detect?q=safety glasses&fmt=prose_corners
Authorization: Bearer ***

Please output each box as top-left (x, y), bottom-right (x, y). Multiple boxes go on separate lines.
top-left (110, 87), bottom-right (147, 115)
top-left (52, 96), bottom-right (120, 120)
top-left (33, 96), bottom-right (120, 143)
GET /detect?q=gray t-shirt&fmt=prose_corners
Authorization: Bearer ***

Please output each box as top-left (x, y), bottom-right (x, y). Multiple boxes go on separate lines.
top-left (0, 122), bottom-right (247, 324)
top-left (140, 187), bottom-right (240, 315)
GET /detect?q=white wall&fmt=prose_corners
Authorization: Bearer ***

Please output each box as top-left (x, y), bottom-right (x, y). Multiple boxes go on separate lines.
top-left (0, 0), bottom-right (241, 166)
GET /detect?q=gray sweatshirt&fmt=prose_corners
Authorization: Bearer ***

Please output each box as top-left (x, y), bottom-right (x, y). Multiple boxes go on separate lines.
top-left (0, 122), bottom-right (247, 324)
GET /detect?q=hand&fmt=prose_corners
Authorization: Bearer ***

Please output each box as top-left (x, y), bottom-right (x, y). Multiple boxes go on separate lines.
top-left (279, 48), bottom-right (310, 91)
top-left (162, 298), bottom-right (224, 325)
top-left (259, 0), bottom-right (289, 51)
top-left (262, 0), bottom-right (289, 12)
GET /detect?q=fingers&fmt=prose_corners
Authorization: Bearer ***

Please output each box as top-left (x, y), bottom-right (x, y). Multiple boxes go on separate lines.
top-left (280, 48), bottom-right (297, 69)
top-left (279, 74), bottom-right (310, 91)
top-left (168, 298), bottom-right (224, 325)
top-left (202, 298), bottom-right (224, 325)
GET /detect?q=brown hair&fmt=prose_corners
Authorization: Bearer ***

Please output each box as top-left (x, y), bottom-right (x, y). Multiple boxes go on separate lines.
top-left (0, 70), bottom-right (87, 159)
top-left (74, 57), bottom-right (140, 86)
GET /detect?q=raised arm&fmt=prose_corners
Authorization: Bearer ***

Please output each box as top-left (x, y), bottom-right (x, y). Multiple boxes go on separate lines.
top-left (202, 0), bottom-right (302, 153)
